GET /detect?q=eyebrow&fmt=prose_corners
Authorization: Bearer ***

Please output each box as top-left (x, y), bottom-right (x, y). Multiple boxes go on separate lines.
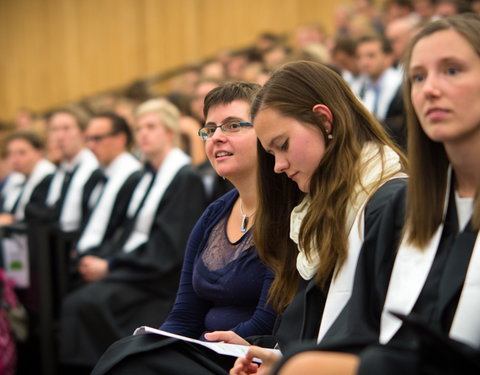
top-left (410, 56), bottom-right (465, 71)
top-left (205, 116), bottom-right (242, 126)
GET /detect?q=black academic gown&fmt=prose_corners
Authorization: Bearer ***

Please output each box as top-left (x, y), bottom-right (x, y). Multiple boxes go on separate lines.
top-left (251, 178), bottom-right (407, 354)
top-left (77, 170), bottom-right (143, 248)
top-left (0, 174), bottom-right (53, 270)
top-left (356, 190), bottom-right (480, 375)
top-left (277, 183), bottom-right (480, 375)
top-left (0, 174), bottom-right (53, 216)
top-left (25, 167), bottom-right (103, 231)
top-left (90, 178), bottom-right (406, 375)
top-left (58, 165), bottom-right (207, 367)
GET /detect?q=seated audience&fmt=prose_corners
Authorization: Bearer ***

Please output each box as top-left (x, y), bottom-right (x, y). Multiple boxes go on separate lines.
top-left (58, 98), bottom-right (207, 371)
top-left (96, 61), bottom-right (406, 375)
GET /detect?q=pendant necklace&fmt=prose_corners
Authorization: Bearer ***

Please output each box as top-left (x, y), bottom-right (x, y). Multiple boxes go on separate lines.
top-left (240, 200), bottom-right (255, 233)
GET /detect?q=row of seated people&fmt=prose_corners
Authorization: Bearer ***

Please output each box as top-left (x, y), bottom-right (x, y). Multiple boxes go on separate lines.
top-left (0, 97), bottom-right (241, 373)
top-left (89, 14), bottom-right (480, 375)
top-left (3, 11), bottom-right (480, 375)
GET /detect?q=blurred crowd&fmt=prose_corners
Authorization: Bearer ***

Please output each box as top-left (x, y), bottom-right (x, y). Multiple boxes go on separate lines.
top-left (2, 0), bottom-right (479, 177)
top-left (1, 0), bottom-right (480, 374)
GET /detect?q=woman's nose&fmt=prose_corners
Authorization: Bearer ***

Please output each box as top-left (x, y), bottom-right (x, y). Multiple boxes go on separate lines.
top-left (273, 157), bottom-right (288, 174)
top-left (422, 73), bottom-right (442, 98)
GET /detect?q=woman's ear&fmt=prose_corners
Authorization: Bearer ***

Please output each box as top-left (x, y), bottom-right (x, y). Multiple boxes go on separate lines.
top-left (312, 104), bottom-right (333, 133)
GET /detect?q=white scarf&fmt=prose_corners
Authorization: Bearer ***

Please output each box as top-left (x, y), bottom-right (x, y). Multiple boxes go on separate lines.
top-left (76, 153), bottom-right (141, 252)
top-left (291, 143), bottom-right (405, 280)
top-left (14, 159), bottom-right (56, 220)
top-left (123, 148), bottom-right (190, 253)
top-left (288, 142), bottom-right (406, 341)
top-left (46, 149), bottom-right (99, 232)
top-left (380, 167), bottom-right (480, 348)
top-left (1, 173), bottom-right (26, 212)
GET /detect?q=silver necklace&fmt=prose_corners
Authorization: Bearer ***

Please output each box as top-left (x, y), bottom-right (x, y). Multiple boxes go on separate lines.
top-left (239, 200), bottom-right (255, 233)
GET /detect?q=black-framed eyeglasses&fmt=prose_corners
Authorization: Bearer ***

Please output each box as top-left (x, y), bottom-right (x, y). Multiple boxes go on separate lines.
top-left (85, 132), bottom-right (117, 143)
top-left (198, 121), bottom-right (253, 141)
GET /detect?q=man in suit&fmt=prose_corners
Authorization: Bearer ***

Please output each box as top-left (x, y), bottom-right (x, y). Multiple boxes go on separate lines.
top-left (357, 35), bottom-right (406, 150)
top-left (331, 36), bottom-right (367, 98)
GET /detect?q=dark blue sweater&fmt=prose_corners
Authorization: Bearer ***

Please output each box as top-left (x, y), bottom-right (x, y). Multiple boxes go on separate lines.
top-left (160, 189), bottom-right (276, 339)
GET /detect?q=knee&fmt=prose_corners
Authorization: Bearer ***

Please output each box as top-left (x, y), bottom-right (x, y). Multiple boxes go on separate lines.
top-left (62, 283), bottom-right (103, 317)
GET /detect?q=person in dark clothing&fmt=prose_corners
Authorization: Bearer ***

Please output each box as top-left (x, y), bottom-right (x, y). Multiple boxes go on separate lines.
top-left (92, 82), bottom-right (277, 375)
top-left (74, 113), bottom-right (142, 266)
top-left (58, 98), bottom-right (207, 371)
top-left (25, 109), bottom-right (100, 233)
top-left (0, 131), bottom-right (55, 224)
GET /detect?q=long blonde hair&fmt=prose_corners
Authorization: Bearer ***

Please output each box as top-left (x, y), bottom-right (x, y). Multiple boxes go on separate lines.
top-left (252, 61), bottom-right (407, 311)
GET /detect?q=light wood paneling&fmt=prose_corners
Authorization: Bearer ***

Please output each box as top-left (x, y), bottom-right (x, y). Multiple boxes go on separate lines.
top-left (0, 0), bottom-right (350, 121)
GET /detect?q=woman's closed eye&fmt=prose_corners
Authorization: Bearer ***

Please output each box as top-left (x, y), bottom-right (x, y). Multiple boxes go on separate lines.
top-left (280, 140), bottom-right (289, 151)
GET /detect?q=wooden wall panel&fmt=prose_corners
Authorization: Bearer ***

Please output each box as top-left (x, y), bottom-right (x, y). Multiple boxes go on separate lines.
top-left (0, 0), bottom-right (351, 121)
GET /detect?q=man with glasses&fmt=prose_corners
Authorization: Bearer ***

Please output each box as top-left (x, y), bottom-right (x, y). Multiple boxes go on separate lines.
top-left (59, 99), bottom-right (207, 373)
top-left (73, 113), bottom-right (142, 267)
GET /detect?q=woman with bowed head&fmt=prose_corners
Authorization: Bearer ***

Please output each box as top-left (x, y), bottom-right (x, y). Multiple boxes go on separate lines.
top-left (269, 13), bottom-right (480, 375)
top-left (226, 60), bottom-right (407, 375)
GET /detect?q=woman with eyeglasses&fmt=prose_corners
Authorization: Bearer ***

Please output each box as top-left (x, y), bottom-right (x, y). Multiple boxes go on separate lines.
top-left (92, 82), bottom-right (276, 375)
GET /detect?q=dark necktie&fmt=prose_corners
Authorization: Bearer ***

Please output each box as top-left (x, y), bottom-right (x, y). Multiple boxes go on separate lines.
top-left (56, 170), bottom-right (74, 211)
top-left (90, 172), bottom-right (108, 209)
top-left (10, 181), bottom-right (27, 214)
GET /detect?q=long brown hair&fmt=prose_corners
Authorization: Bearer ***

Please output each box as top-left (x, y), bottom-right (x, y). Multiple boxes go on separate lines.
top-left (403, 14), bottom-right (480, 247)
top-left (252, 61), bottom-right (407, 311)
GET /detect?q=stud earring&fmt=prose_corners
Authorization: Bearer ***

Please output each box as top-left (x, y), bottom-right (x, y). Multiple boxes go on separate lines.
top-left (327, 133), bottom-right (333, 140)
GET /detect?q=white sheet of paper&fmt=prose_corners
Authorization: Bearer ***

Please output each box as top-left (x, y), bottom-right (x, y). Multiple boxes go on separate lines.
top-left (2, 234), bottom-right (30, 288)
top-left (134, 326), bottom-right (282, 362)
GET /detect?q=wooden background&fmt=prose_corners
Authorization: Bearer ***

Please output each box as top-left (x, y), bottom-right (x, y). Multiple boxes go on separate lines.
top-left (0, 0), bottom-right (351, 121)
